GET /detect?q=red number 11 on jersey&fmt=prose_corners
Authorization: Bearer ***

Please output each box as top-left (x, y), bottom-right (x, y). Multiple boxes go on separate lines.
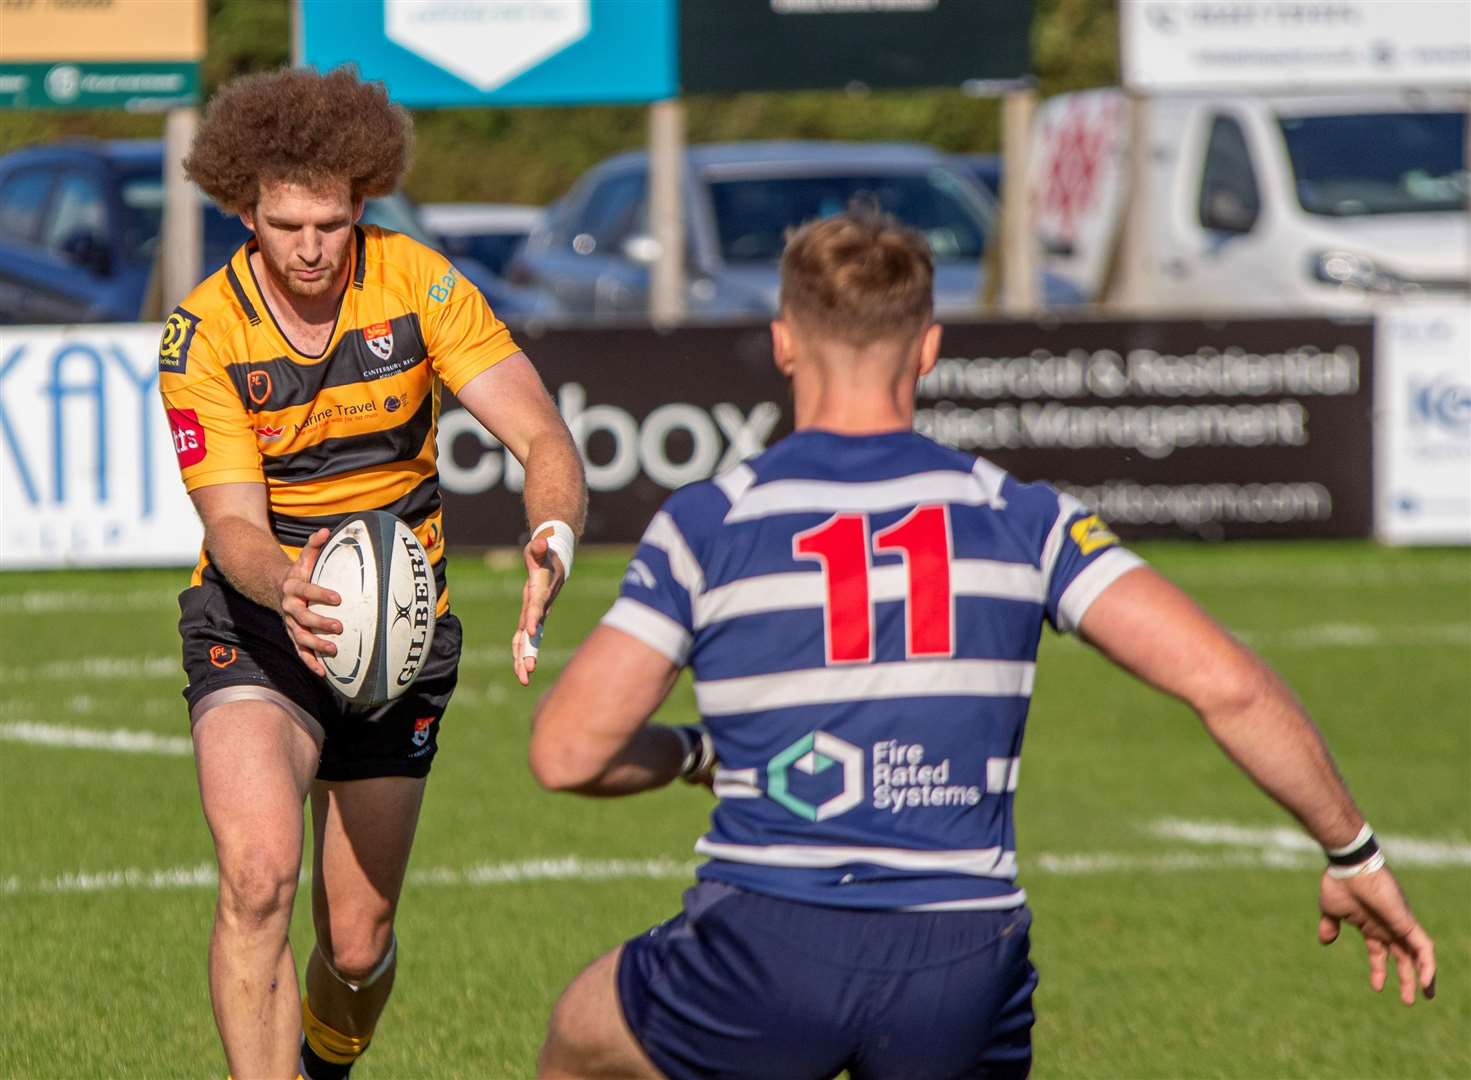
top-left (793, 504), bottom-right (954, 664)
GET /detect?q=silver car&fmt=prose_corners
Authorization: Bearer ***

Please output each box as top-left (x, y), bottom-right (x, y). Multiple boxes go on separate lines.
top-left (507, 141), bottom-right (1083, 319)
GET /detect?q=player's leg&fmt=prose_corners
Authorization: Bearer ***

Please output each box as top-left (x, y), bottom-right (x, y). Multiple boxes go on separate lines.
top-left (194, 695), bottom-right (322, 1079)
top-left (299, 775), bottom-right (425, 1080)
top-left (539, 947), bottom-right (661, 1080)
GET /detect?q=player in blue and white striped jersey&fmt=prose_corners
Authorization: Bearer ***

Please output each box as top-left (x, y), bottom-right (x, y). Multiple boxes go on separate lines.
top-left (529, 212), bottom-right (1435, 1080)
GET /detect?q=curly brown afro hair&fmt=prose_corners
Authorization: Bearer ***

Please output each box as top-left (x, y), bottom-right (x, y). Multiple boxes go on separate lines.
top-left (184, 66), bottom-right (412, 212)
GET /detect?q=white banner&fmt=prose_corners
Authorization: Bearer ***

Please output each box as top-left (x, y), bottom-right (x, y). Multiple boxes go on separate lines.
top-left (1375, 304), bottom-right (1471, 545)
top-left (1121, 1), bottom-right (1471, 92)
top-left (0, 323), bottom-right (203, 568)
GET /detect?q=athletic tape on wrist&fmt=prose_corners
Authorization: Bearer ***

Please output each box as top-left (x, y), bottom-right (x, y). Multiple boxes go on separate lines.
top-left (1326, 849), bottom-right (1386, 879)
top-left (533, 519), bottom-right (576, 583)
top-left (1325, 823), bottom-right (1374, 859)
top-left (673, 724), bottom-right (715, 781)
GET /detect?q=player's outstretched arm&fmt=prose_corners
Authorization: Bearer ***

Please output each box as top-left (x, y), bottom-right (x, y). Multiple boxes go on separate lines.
top-left (455, 354), bottom-right (587, 686)
top-left (1077, 565), bottom-right (1436, 1004)
top-left (188, 483), bottom-right (342, 677)
top-left (529, 625), bottom-right (704, 796)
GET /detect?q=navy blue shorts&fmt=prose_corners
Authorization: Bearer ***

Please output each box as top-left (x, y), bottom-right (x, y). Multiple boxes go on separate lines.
top-left (617, 881), bottom-right (1037, 1080)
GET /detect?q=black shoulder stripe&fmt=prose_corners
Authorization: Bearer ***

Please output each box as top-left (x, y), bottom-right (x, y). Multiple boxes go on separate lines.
top-left (225, 263), bottom-right (261, 325)
top-left (352, 226), bottom-right (367, 290)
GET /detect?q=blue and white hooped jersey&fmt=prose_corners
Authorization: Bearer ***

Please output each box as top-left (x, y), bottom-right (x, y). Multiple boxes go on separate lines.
top-left (604, 430), bottom-right (1143, 911)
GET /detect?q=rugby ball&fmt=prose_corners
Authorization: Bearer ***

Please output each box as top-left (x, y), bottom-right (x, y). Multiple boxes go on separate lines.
top-left (308, 511), bottom-right (437, 708)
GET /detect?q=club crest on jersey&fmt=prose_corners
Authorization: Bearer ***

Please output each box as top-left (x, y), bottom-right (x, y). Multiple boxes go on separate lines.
top-left (158, 307), bottom-right (199, 374)
top-left (411, 715), bottom-right (434, 748)
top-left (363, 321), bottom-right (394, 362)
top-left (1069, 514), bottom-right (1119, 556)
top-left (247, 370), bottom-right (272, 406)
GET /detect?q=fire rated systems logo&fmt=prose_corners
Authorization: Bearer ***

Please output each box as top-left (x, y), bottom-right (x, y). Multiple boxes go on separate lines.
top-left (766, 732), bottom-right (864, 822)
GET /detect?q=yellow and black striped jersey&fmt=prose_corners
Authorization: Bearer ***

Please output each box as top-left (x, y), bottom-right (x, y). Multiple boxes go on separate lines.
top-left (158, 225), bottom-right (520, 613)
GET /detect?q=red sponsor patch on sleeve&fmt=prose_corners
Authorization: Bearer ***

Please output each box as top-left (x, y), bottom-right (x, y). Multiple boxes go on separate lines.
top-left (167, 407), bottom-right (207, 468)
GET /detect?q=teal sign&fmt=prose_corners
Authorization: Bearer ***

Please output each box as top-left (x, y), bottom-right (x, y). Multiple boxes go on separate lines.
top-left (0, 62), bottom-right (199, 111)
top-left (301, 0), bottom-right (676, 107)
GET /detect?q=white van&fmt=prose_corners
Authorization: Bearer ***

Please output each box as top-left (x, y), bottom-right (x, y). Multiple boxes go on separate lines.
top-left (1031, 88), bottom-right (1469, 311)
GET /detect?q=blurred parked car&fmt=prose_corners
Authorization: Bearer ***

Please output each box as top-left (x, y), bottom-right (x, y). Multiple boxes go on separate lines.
top-left (1031, 89), bottom-right (1469, 309)
top-left (0, 140), bottom-right (551, 324)
top-left (421, 202), bottom-right (544, 278)
top-left (953, 153), bottom-right (1003, 202)
top-left (507, 141), bottom-right (1083, 319)
top-left (0, 140), bottom-right (245, 323)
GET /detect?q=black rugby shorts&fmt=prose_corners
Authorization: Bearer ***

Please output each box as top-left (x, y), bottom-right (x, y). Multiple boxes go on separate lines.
top-left (177, 568), bottom-right (461, 781)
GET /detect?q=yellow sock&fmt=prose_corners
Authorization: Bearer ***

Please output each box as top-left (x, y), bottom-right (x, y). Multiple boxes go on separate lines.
top-left (301, 998), bottom-right (372, 1066)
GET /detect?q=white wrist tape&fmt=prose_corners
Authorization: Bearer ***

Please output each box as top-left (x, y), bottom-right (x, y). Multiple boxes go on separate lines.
top-left (1325, 823), bottom-right (1374, 858)
top-left (1326, 850), bottom-right (1386, 879)
top-left (533, 519), bottom-right (576, 583)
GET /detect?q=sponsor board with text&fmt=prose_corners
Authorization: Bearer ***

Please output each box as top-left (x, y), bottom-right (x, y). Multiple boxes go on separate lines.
top-left (439, 317), bottom-right (1377, 544)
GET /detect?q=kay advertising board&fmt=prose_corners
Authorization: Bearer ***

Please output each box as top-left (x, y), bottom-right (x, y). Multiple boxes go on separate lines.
top-left (439, 317), bottom-right (1376, 545)
top-left (301, 0), bottom-right (676, 107)
top-left (1375, 304), bottom-right (1471, 545)
top-left (1121, 0), bottom-right (1471, 93)
top-left (0, 324), bottom-right (203, 569)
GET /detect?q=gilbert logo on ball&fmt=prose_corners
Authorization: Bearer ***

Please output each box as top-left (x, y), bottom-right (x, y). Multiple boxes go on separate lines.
top-left (309, 511), bottom-right (437, 708)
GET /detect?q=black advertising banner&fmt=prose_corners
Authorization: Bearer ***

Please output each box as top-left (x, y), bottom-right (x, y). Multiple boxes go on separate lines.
top-left (438, 317), bottom-right (1374, 547)
top-left (679, 0), bottom-right (1033, 94)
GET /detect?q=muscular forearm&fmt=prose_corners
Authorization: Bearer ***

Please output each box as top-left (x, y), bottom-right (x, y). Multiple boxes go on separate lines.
top-left (205, 515), bottom-right (293, 612)
top-left (1197, 657), bottom-right (1364, 850)
top-left (544, 724), bottom-right (686, 797)
top-left (521, 428), bottom-right (587, 536)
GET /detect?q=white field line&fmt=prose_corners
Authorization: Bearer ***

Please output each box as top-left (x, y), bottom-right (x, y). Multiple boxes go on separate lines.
top-left (4, 822), bottom-right (1466, 899)
top-left (0, 721), bottom-right (192, 756)
top-left (2, 557), bottom-right (1464, 616)
top-left (6, 620), bottom-right (1470, 687)
top-left (1148, 818), bottom-right (1471, 868)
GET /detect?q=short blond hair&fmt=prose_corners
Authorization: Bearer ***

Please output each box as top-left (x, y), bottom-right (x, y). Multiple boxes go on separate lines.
top-left (779, 210), bottom-right (934, 344)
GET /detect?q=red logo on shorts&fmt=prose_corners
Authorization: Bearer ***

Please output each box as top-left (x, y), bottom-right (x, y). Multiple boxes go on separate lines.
top-left (411, 715), bottom-right (434, 747)
top-left (167, 408), bottom-right (207, 468)
top-left (209, 644), bottom-right (238, 669)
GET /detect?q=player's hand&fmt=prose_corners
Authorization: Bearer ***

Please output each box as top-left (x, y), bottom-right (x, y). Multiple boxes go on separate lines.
top-left (513, 528), bottom-right (567, 687)
top-left (279, 527), bottom-right (342, 679)
top-left (1318, 864), bottom-right (1436, 1005)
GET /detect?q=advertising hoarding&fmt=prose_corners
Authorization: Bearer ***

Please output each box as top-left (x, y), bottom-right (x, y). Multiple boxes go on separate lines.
top-left (680, 0), bottom-right (1033, 93)
top-left (0, 317), bottom-right (1381, 569)
top-left (0, 324), bottom-right (204, 569)
top-left (1375, 304), bottom-right (1471, 545)
top-left (301, 0), bottom-right (676, 107)
top-left (1121, 0), bottom-right (1471, 93)
top-left (439, 317), bottom-right (1376, 546)
top-left (0, 0), bottom-right (203, 110)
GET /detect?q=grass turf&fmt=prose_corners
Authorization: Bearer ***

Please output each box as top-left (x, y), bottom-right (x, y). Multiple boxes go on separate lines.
top-left (0, 541), bottom-right (1467, 1078)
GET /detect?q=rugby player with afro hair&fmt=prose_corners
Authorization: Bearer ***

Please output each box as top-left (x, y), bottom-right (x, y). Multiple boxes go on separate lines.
top-left (161, 66), bottom-right (585, 1080)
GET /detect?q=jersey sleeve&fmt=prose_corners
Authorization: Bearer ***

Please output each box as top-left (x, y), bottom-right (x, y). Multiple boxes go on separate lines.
top-left (1041, 494), bottom-right (1145, 634)
top-left (419, 263), bottom-right (522, 395)
top-left (157, 310), bottom-right (264, 491)
top-left (600, 503), bottom-right (705, 667)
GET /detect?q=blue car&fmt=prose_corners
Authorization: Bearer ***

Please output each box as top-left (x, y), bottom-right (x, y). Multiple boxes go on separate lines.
top-left (0, 140), bottom-right (247, 324)
top-left (508, 141), bottom-right (1083, 320)
top-left (0, 140), bottom-right (547, 324)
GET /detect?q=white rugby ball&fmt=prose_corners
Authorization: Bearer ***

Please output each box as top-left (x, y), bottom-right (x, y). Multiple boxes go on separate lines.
top-left (308, 511), bottom-right (437, 708)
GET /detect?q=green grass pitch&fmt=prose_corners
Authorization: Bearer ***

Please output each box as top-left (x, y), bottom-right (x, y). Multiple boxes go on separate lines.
top-left (1, 541), bottom-right (1467, 1079)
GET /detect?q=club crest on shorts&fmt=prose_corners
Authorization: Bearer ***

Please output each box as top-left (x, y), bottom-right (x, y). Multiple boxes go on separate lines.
top-left (411, 715), bottom-right (433, 747)
top-left (363, 321), bottom-right (394, 362)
